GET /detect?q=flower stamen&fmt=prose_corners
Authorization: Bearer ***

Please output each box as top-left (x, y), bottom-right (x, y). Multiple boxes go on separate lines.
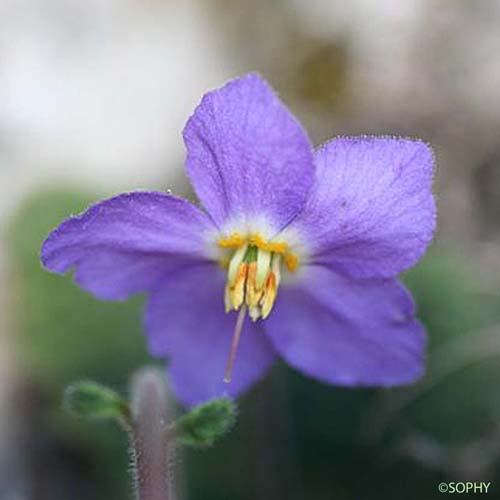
top-left (223, 242), bottom-right (286, 322)
top-left (227, 242), bottom-right (248, 285)
top-left (256, 248), bottom-right (271, 288)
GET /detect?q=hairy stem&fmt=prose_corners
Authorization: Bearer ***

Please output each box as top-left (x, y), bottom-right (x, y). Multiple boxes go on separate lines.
top-left (130, 368), bottom-right (172, 500)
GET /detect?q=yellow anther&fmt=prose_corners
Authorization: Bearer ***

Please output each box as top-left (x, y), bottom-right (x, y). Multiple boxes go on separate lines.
top-left (248, 234), bottom-right (288, 253)
top-left (245, 262), bottom-right (264, 308)
top-left (260, 272), bottom-right (277, 319)
top-left (230, 263), bottom-right (248, 310)
top-left (283, 252), bottom-right (298, 272)
top-left (218, 233), bottom-right (246, 249)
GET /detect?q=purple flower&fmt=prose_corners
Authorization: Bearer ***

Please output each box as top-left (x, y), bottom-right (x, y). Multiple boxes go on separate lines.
top-left (41, 74), bottom-right (436, 406)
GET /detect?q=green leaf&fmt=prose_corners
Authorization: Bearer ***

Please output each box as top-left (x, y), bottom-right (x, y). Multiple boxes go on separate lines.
top-left (171, 398), bottom-right (237, 448)
top-left (64, 381), bottom-right (130, 426)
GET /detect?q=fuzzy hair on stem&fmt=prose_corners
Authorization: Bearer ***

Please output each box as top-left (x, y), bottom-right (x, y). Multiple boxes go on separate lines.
top-left (130, 368), bottom-right (173, 500)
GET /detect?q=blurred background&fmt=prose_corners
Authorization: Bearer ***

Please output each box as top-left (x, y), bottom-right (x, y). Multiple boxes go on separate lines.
top-left (1, 0), bottom-right (500, 498)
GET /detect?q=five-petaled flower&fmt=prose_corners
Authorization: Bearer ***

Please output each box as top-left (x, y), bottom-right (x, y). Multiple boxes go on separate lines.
top-left (41, 74), bottom-right (436, 406)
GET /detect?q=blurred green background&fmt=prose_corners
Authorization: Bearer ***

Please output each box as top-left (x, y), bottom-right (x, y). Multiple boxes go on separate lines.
top-left (2, 1), bottom-right (500, 499)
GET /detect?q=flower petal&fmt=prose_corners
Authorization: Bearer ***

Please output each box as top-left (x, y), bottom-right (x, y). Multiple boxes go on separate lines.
top-left (290, 137), bottom-right (436, 278)
top-left (183, 73), bottom-right (314, 232)
top-left (145, 263), bottom-right (276, 406)
top-left (265, 265), bottom-right (426, 386)
top-left (41, 192), bottom-right (214, 299)
top-left (72, 250), bottom-right (194, 300)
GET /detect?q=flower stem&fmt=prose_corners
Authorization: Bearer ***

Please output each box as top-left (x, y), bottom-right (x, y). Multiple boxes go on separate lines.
top-left (130, 368), bottom-right (172, 500)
